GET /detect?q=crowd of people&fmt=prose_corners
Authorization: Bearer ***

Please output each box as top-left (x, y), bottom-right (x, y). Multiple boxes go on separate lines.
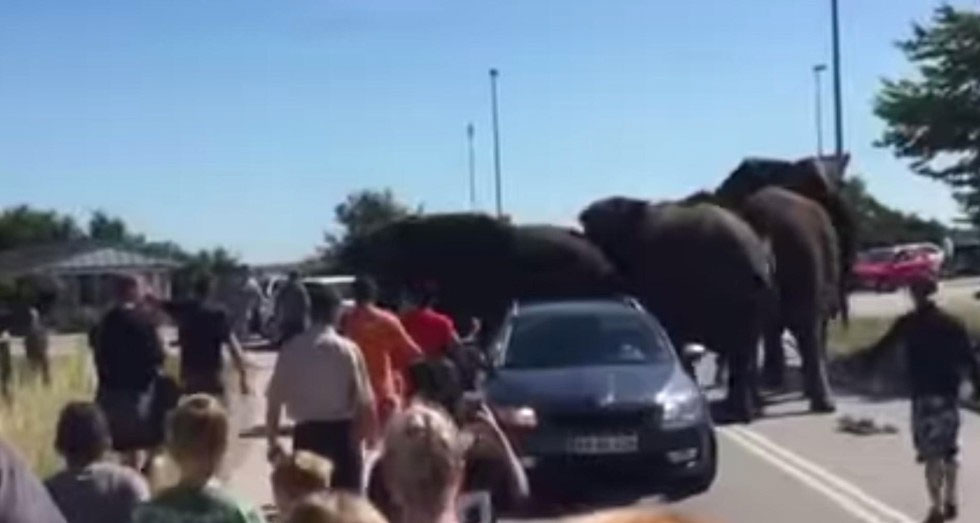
top-left (0, 269), bottom-right (588, 523)
top-left (2, 267), bottom-right (980, 523)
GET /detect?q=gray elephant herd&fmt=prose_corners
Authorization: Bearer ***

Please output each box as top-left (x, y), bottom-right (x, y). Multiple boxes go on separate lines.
top-left (343, 157), bottom-right (856, 423)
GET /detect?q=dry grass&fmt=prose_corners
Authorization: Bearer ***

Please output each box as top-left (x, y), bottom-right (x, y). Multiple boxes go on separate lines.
top-left (0, 345), bottom-right (95, 477)
top-left (0, 339), bottom-right (182, 477)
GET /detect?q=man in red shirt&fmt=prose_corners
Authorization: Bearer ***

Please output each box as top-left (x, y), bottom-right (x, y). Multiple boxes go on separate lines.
top-left (399, 287), bottom-right (460, 359)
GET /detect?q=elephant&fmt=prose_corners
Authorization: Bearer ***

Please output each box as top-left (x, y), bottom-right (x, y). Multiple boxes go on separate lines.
top-left (579, 197), bottom-right (773, 421)
top-left (738, 187), bottom-right (840, 412)
top-left (716, 157), bottom-right (855, 323)
top-left (342, 213), bottom-right (619, 345)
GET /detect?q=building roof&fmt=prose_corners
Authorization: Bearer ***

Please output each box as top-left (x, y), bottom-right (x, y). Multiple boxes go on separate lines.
top-left (0, 242), bottom-right (181, 277)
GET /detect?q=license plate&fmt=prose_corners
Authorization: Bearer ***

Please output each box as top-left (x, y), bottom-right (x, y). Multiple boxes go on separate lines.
top-left (567, 434), bottom-right (639, 455)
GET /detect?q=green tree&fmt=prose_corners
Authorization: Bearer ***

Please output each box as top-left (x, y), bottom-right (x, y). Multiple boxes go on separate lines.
top-left (875, 5), bottom-right (980, 224)
top-left (841, 176), bottom-right (949, 248)
top-left (322, 189), bottom-right (419, 268)
top-left (88, 210), bottom-right (129, 242)
top-left (0, 205), bottom-right (82, 250)
top-left (328, 189), bottom-right (417, 244)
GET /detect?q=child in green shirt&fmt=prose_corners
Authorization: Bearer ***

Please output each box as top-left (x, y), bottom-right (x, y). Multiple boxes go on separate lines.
top-left (135, 394), bottom-right (265, 523)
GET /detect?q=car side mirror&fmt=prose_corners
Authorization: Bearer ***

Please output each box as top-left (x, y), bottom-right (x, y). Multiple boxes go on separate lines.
top-left (682, 343), bottom-right (707, 362)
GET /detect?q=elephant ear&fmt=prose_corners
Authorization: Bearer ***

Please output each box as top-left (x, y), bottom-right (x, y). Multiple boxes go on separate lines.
top-left (717, 158), bottom-right (791, 205)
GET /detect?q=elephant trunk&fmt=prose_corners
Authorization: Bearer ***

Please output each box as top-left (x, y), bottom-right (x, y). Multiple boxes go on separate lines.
top-left (822, 192), bottom-right (855, 328)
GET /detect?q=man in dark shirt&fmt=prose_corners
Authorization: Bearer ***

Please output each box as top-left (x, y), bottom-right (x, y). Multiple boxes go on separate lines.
top-left (155, 275), bottom-right (250, 399)
top-left (91, 274), bottom-right (166, 467)
top-left (866, 275), bottom-right (980, 522)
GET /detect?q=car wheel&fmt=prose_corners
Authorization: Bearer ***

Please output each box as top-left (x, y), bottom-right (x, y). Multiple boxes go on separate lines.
top-left (664, 435), bottom-right (718, 500)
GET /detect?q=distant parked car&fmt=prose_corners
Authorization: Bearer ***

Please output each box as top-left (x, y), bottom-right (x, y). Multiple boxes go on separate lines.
top-left (852, 243), bottom-right (943, 292)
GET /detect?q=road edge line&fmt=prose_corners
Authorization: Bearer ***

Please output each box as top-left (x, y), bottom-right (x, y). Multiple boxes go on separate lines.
top-left (718, 427), bottom-right (889, 523)
top-left (728, 426), bottom-right (915, 523)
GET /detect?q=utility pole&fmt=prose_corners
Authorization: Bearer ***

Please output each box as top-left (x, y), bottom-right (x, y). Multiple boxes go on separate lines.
top-left (813, 64), bottom-right (827, 158)
top-left (830, 0), bottom-right (844, 174)
top-left (466, 123), bottom-right (476, 211)
top-left (489, 68), bottom-right (503, 218)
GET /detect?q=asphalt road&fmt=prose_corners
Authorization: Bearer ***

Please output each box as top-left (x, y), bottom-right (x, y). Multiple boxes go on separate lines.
top-left (506, 358), bottom-right (980, 523)
top-left (503, 282), bottom-right (980, 522)
top-left (850, 276), bottom-right (980, 317)
top-left (224, 350), bottom-right (978, 523)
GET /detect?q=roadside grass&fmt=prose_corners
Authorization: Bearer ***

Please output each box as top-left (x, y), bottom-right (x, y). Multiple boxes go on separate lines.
top-left (0, 338), bottom-right (185, 476)
top-left (828, 301), bottom-right (980, 358)
top-left (0, 345), bottom-right (95, 477)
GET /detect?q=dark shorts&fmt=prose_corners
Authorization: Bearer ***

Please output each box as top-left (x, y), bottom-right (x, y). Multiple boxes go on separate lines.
top-left (96, 387), bottom-right (159, 451)
top-left (181, 370), bottom-right (225, 399)
top-left (24, 332), bottom-right (48, 364)
top-left (912, 395), bottom-right (960, 462)
top-left (96, 376), bottom-right (179, 452)
top-left (294, 419), bottom-right (362, 492)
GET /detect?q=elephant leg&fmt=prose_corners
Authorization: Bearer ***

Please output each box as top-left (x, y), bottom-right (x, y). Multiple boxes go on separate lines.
top-left (793, 315), bottom-right (835, 413)
top-left (761, 323), bottom-right (786, 389)
top-left (723, 337), bottom-right (760, 423)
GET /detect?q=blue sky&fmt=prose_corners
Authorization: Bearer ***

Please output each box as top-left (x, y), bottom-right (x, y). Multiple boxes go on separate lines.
top-left (0, 1), bottom-right (969, 263)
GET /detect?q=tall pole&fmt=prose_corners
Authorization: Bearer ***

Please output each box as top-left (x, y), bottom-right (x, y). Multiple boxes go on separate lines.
top-left (813, 64), bottom-right (827, 158)
top-left (831, 0), bottom-right (844, 171)
top-left (489, 68), bottom-right (503, 218)
top-left (466, 123), bottom-right (476, 211)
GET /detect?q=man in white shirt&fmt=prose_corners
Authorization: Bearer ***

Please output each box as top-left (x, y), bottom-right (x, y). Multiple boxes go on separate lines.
top-left (266, 285), bottom-right (375, 492)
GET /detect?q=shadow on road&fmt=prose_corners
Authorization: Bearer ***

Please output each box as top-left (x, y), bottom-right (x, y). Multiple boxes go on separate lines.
top-left (239, 424), bottom-right (292, 439)
top-left (508, 472), bottom-right (670, 520)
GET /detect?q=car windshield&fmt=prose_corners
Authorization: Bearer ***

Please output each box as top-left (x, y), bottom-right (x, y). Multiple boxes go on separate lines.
top-left (503, 308), bottom-right (672, 369)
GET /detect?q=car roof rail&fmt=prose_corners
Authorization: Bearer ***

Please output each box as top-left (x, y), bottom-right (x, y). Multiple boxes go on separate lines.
top-left (510, 295), bottom-right (644, 311)
top-left (617, 295), bottom-right (646, 312)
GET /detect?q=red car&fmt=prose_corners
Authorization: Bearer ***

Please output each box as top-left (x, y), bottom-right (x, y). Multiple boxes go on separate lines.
top-left (852, 244), bottom-right (943, 292)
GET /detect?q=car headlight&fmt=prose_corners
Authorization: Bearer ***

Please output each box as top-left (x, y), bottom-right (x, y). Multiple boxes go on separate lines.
top-left (494, 406), bottom-right (538, 429)
top-left (658, 389), bottom-right (704, 429)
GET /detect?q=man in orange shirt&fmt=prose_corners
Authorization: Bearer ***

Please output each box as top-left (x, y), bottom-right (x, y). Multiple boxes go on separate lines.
top-left (341, 276), bottom-right (422, 430)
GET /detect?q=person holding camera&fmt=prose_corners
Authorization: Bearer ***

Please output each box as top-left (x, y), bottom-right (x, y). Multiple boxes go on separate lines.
top-left (367, 396), bottom-right (527, 523)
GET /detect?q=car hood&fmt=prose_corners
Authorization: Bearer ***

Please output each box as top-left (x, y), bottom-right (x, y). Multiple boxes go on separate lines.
top-left (487, 364), bottom-right (675, 412)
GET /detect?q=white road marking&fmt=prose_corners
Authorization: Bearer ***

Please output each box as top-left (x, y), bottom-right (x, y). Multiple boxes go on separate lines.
top-left (729, 426), bottom-right (916, 523)
top-left (720, 426), bottom-right (915, 523)
top-left (719, 428), bottom-right (890, 523)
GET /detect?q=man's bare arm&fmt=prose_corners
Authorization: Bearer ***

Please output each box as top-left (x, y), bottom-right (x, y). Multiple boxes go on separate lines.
top-left (225, 332), bottom-right (250, 394)
top-left (350, 345), bottom-right (377, 443)
top-left (265, 398), bottom-right (286, 462)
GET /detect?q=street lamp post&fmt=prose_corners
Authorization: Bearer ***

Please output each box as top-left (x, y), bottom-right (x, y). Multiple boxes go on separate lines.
top-left (813, 64), bottom-right (827, 158)
top-left (466, 123), bottom-right (476, 211)
top-left (830, 0), bottom-right (844, 169)
top-left (489, 68), bottom-right (503, 218)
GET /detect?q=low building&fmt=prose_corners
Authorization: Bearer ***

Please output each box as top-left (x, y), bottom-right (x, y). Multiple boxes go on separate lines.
top-left (0, 242), bottom-right (180, 329)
